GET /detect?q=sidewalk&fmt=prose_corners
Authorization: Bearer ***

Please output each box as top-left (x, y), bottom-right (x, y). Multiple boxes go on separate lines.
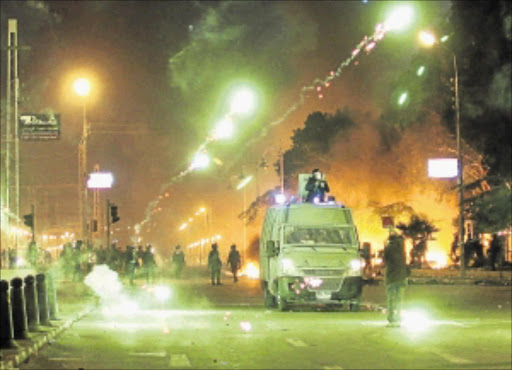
top-left (370, 267), bottom-right (512, 286)
top-left (0, 279), bottom-right (96, 370)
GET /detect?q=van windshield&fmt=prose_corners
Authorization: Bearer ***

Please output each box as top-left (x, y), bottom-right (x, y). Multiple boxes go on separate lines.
top-left (284, 226), bottom-right (356, 246)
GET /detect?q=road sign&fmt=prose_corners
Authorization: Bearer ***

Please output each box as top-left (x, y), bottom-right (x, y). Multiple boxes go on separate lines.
top-left (428, 158), bottom-right (458, 178)
top-left (19, 113), bottom-right (61, 140)
top-left (381, 216), bottom-right (394, 229)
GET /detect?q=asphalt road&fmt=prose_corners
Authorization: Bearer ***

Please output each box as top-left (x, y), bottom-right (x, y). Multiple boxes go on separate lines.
top-left (21, 267), bottom-right (512, 369)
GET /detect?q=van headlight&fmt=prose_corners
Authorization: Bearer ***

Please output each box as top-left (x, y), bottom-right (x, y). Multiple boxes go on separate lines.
top-left (349, 259), bottom-right (363, 273)
top-left (280, 258), bottom-right (299, 275)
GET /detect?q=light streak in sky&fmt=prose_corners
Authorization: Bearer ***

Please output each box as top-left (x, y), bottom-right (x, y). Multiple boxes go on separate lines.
top-left (133, 19), bottom-right (396, 239)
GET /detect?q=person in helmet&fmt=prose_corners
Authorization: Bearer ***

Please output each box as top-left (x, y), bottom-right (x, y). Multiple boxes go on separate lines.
top-left (305, 169), bottom-right (330, 203)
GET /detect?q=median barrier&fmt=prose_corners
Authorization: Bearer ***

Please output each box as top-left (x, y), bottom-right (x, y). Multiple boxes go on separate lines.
top-left (10, 277), bottom-right (29, 340)
top-left (0, 279), bottom-right (17, 349)
top-left (36, 273), bottom-right (51, 326)
top-left (24, 275), bottom-right (41, 332)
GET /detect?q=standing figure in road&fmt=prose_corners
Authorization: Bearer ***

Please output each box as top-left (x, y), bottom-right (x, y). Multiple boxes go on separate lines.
top-left (208, 243), bottom-right (222, 286)
top-left (488, 233), bottom-right (503, 271)
top-left (143, 244), bottom-right (157, 284)
top-left (383, 232), bottom-right (408, 327)
top-left (125, 245), bottom-right (137, 286)
top-left (305, 168), bottom-right (330, 203)
top-left (227, 244), bottom-right (241, 283)
top-left (27, 240), bottom-right (39, 269)
top-left (172, 245), bottom-right (185, 279)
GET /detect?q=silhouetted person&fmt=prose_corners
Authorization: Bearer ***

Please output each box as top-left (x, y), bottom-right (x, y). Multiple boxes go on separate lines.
top-left (227, 244), bottom-right (241, 283)
top-left (488, 234), bottom-right (502, 271)
top-left (208, 243), bottom-right (222, 286)
top-left (143, 244), bottom-right (157, 284)
top-left (125, 245), bottom-right (137, 286)
top-left (305, 169), bottom-right (330, 203)
top-left (383, 232), bottom-right (408, 327)
top-left (172, 245), bottom-right (185, 279)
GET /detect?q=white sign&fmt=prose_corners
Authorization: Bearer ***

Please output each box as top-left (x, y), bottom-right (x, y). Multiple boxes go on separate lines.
top-left (87, 172), bottom-right (114, 189)
top-left (428, 158), bottom-right (458, 178)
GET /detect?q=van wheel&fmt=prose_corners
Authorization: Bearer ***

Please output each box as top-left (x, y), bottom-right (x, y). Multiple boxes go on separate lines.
top-left (277, 292), bottom-right (288, 311)
top-left (264, 285), bottom-right (277, 308)
top-left (349, 295), bottom-right (361, 312)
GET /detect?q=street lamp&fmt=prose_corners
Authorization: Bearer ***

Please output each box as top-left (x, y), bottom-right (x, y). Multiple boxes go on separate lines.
top-left (419, 31), bottom-right (465, 276)
top-left (229, 87), bottom-right (257, 116)
top-left (212, 117), bottom-right (234, 140)
top-left (74, 77), bottom-right (91, 244)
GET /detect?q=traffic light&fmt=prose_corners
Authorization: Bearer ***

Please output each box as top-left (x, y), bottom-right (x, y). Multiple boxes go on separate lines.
top-left (110, 204), bottom-right (120, 223)
top-left (23, 213), bottom-right (34, 228)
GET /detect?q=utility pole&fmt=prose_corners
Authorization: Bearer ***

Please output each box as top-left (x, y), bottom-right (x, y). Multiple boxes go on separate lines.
top-left (106, 199), bottom-right (111, 249)
top-left (92, 164), bottom-right (100, 245)
top-left (78, 98), bottom-right (89, 245)
top-left (279, 147), bottom-right (284, 194)
top-left (453, 53), bottom-right (465, 278)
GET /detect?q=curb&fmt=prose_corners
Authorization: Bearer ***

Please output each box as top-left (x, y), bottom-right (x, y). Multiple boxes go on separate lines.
top-left (0, 305), bottom-right (95, 370)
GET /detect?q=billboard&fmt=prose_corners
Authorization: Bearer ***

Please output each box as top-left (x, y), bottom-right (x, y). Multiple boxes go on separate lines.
top-left (87, 172), bottom-right (114, 189)
top-left (428, 158), bottom-right (458, 178)
top-left (19, 113), bottom-right (61, 140)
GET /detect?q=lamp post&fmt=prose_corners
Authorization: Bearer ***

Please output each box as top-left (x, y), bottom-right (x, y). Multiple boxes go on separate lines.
top-left (419, 32), bottom-right (465, 276)
top-left (73, 78), bottom-right (90, 245)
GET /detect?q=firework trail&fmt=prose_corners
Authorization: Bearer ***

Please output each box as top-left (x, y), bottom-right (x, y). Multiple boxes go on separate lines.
top-left (132, 23), bottom-right (389, 239)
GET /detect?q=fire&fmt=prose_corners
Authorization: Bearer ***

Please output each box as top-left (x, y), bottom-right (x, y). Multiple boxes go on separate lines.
top-left (240, 262), bottom-right (260, 279)
top-left (426, 250), bottom-right (449, 269)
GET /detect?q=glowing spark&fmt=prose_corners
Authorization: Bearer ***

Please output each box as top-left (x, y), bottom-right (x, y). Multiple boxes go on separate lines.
top-left (240, 321), bottom-right (252, 332)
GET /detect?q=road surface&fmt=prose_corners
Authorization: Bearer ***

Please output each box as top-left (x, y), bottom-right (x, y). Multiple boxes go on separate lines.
top-left (21, 267), bottom-right (512, 369)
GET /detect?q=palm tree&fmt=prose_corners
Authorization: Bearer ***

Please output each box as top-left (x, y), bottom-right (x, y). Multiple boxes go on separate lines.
top-left (397, 215), bottom-right (439, 268)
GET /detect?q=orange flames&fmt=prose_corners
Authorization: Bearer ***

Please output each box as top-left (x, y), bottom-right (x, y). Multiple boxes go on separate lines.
top-left (240, 261), bottom-right (260, 279)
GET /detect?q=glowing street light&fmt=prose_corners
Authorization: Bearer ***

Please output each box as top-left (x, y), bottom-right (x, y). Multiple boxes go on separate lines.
top-left (73, 78), bottom-right (91, 97)
top-left (190, 151), bottom-right (210, 170)
top-left (398, 92), bottom-right (408, 106)
top-left (230, 87), bottom-right (257, 116)
top-left (212, 117), bottom-right (234, 140)
top-left (179, 223), bottom-right (188, 231)
top-left (384, 5), bottom-right (414, 32)
top-left (417, 65), bottom-right (425, 76)
top-left (418, 31), bottom-right (437, 47)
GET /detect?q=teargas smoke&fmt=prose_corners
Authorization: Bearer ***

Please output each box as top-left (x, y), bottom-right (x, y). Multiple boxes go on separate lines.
top-left (84, 265), bottom-right (123, 302)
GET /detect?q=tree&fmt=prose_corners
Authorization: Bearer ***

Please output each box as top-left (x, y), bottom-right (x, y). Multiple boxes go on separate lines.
top-left (397, 215), bottom-right (439, 268)
top-left (276, 109), bottom-right (356, 189)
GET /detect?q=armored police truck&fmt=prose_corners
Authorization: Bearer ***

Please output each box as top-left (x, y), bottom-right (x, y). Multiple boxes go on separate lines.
top-left (259, 174), bottom-right (363, 311)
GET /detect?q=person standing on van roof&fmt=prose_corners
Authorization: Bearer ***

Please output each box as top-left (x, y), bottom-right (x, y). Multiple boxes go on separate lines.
top-left (305, 169), bottom-right (330, 203)
top-left (383, 231), bottom-right (408, 327)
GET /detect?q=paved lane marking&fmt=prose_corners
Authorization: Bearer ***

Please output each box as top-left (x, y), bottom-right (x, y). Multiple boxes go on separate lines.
top-left (429, 349), bottom-right (473, 365)
top-left (129, 351), bottom-right (167, 358)
top-left (324, 366), bottom-right (344, 370)
top-left (169, 354), bottom-right (191, 368)
top-left (286, 338), bottom-right (308, 347)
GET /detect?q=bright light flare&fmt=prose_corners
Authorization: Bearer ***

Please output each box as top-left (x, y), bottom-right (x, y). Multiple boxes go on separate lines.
top-left (87, 172), bottom-right (114, 189)
top-left (419, 31), bottom-right (437, 47)
top-left (304, 277), bottom-right (323, 288)
top-left (236, 175), bottom-right (253, 190)
top-left (73, 78), bottom-right (91, 97)
top-left (275, 193), bottom-right (286, 204)
top-left (151, 286), bottom-right (172, 302)
top-left (239, 321), bottom-right (253, 332)
top-left (212, 117), bottom-right (234, 140)
top-left (426, 250), bottom-right (449, 269)
top-left (428, 158), bottom-right (458, 178)
top-left (230, 87), bottom-right (257, 115)
top-left (179, 223), bottom-right (188, 231)
top-left (416, 66), bottom-right (425, 76)
top-left (400, 309), bottom-right (430, 332)
top-left (190, 151), bottom-right (210, 170)
top-left (240, 262), bottom-right (260, 279)
top-left (384, 6), bottom-right (414, 32)
top-left (398, 92), bottom-right (408, 106)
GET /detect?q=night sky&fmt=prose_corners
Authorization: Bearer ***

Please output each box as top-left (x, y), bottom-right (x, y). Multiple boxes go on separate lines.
top-left (1, 1), bottom-right (453, 255)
